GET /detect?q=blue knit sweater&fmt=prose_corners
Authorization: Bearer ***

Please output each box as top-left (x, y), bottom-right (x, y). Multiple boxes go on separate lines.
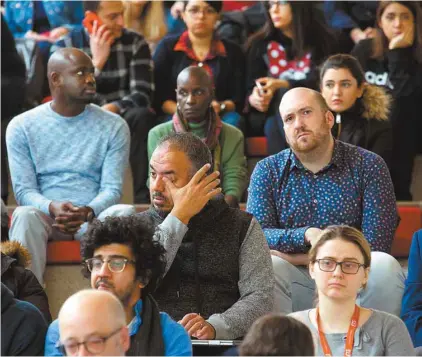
top-left (6, 103), bottom-right (130, 216)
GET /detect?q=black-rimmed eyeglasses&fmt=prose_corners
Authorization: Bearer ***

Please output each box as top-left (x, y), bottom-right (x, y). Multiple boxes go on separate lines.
top-left (314, 258), bottom-right (366, 275)
top-left (269, 0), bottom-right (289, 9)
top-left (56, 327), bottom-right (122, 355)
top-left (85, 257), bottom-right (136, 273)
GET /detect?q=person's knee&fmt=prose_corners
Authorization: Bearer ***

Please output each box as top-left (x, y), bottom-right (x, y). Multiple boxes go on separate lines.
top-left (371, 252), bottom-right (404, 276)
top-left (11, 206), bottom-right (45, 226)
top-left (368, 252), bottom-right (405, 286)
top-left (124, 108), bottom-right (156, 133)
top-left (105, 204), bottom-right (136, 217)
top-left (272, 255), bottom-right (295, 284)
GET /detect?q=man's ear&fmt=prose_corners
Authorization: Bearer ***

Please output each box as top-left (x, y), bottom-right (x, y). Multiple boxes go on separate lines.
top-left (325, 110), bottom-right (335, 129)
top-left (50, 72), bottom-right (62, 87)
top-left (120, 327), bottom-right (131, 353)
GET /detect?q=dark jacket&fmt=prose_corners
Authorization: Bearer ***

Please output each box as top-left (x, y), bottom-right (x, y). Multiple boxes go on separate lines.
top-left (402, 230), bottom-right (422, 347)
top-left (332, 84), bottom-right (392, 168)
top-left (153, 34), bottom-right (245, 115)
top-left (1, 282), bottom-right (48, 356)
top-left (246, 30), bottom-right (338, 99)
top-left (1, 241), bottom-right (52, 322)
top-left (352, 38), bottom-right (422, 200)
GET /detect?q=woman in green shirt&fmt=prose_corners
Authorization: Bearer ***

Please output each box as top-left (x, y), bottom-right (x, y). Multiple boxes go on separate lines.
top-left (148, 66), bottom-right (247, 207)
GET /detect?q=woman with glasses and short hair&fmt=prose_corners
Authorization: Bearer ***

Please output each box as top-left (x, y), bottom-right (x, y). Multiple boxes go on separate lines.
top-left (153, 0), bottom-right (246, 132)
top-left (290, 225), bottom-right (414, 356)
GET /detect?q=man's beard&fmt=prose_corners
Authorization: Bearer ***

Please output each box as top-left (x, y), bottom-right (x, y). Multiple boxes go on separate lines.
top-left (151, 192), bottom-right (171, 218)
top-left (95, 278), bottom-right (137, 307)
top-left (289, 125), bottom-right (330, 154)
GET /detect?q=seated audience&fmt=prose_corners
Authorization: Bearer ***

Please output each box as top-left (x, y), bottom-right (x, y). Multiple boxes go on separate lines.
top-left (1, 15), bottom-right (27, 204)
top-left (247, 87), bottom-right (403, 316)
top-left (239, 314), bottom-right (314, 356)
top-left (124, 0), bottom-right (183, 54)
top-left (139, 132), bottom-right (274, 340)
top-left (52, 0), bottom-right (156, 203)
top-left (44, 215), bottom-right (192, 356)
top-left (352, 1), bottom-right (422, 200)
top-left (320, 54), bottom-right (392, 168)
top-left (148, 66), bottom-right (247, 208)
top-left (3, 1), bottom-right (83, 41)
top-left (245, 0), bottom-right (337, 148)
top-left (3, 0), bottom-right (84, 72)
top-left (153, 0), bottom-right (246, 132)
top-left (6, 48), bottom-right (134, 285)
top-left (290, 225), bottom-right (414, 356)
top-left (56, 289), bottom-right (130, 356)
top-left (1, 241), bottom-right (52, 322)
top-left (323, 1), bottom-right (378, 50)
top-left (1, 282), bottom-right (48, 356)
top-left (402, 229), bottom-right (422, 347)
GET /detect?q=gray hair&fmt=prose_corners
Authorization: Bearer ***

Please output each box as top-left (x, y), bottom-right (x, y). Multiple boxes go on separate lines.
top-left (156, 132), bottom-right (212, 176)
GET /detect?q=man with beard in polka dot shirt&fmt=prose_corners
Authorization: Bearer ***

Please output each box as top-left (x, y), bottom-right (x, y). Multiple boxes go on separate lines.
top-left (247, 87), bottom-right (404, 317)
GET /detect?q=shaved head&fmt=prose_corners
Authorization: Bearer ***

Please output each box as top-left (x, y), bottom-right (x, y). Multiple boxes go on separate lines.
top-left (48, 48), bottom-right (92, 77)
top-left (59, 289), bottom-right (126, 328)
top-left (58, 289), bottom-right (129, 356)
top-left (177, 66), bottom-right (213, 89)
top-left (280, 87), bottom-right (329, 119)
top-left (47, 48), bottom-right (96, 108)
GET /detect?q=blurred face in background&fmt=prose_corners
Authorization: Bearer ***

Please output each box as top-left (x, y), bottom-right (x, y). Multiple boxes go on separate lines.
top-left (97, 1), bottom-right (125, 39)
top-left (182, 0), bottom-right (219, 37)
top-left (378, 2), bottom-right (415, 42)
top-left (268, 0), bottom-right (293, 33)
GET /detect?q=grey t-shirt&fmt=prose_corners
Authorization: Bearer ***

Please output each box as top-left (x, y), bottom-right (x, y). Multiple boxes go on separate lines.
top-left (290, 309), bottom-right (415, 356)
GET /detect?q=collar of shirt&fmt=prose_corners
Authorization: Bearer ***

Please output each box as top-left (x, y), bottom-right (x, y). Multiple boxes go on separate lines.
top-left (127, 299), bottom-right (143, 336)
top-left (174, 30), bottom-right (227, 62)
top-left (289, 139), bottom-right (345, 174)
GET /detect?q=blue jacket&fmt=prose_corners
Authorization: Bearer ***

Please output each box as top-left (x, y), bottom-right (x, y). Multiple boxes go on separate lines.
top-left (44, 299), bottom-right (192, 356)
top-left (4, 0), bottom-right (83, 38)
top-left (402, 229), bottom-right (422, 347)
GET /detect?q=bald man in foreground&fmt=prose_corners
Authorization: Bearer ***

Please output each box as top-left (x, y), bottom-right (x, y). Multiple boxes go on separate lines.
top-left (57, 290), bottom-right (129, 356)
top-left (246, 87), bottom-right (403, 316)
top-left (6, 48), bottom-right (135, 285)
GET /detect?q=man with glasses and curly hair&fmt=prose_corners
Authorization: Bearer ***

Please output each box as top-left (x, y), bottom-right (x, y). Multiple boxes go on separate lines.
top-left (44, 215), bottom-right (192, 356)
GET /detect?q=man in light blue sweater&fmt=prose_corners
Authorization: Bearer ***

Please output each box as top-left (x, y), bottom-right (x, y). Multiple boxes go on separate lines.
top-left (6, 48), bottom-right (135, 284)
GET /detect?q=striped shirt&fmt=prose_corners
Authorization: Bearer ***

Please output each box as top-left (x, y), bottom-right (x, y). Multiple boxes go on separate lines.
top-left (52, 27), bottom-right (153, 113)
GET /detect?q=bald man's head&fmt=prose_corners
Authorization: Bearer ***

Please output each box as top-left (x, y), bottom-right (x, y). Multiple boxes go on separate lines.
top-left (48, 48), bottom-right (92, 77)
top-left (58, 289), bottom-right (129, 356)
top-left (175, 66), bottom-right (214, 123)
top-left (280, 87), bottom-right (329, 117)
top-left (177, 66), bottom-right (213, 89)
top-left (279, 87), bottom-right (334, 155)
top-left (48, 48), bottom-right (96, 104)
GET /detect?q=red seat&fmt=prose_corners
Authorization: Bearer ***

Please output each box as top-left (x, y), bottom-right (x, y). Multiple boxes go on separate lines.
top-left (47, 240), bottom-right (81, 264)
top-left (246, 137), bottom-right (268, 157)
top-left (391, 205), bottom-right (422, 257)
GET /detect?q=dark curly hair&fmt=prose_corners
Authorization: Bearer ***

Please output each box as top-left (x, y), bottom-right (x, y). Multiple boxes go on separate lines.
top-left (81, 215), bottom-right (166, 294)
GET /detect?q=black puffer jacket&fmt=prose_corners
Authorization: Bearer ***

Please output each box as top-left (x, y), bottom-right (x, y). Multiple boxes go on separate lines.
top-left (1, 241), bottom-right (52, 322)
top-left (1, 283), bottom-right (47, 356)
top-left (331, 84), bottom-right (392, 168)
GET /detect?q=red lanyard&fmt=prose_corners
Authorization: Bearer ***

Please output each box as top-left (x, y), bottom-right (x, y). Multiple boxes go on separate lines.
top-left (316, 304), bottom-right (360, 357)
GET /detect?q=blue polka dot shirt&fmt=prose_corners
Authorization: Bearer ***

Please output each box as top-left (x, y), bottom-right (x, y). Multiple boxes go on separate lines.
top-left (246, 141), bottom-right (398, 253)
